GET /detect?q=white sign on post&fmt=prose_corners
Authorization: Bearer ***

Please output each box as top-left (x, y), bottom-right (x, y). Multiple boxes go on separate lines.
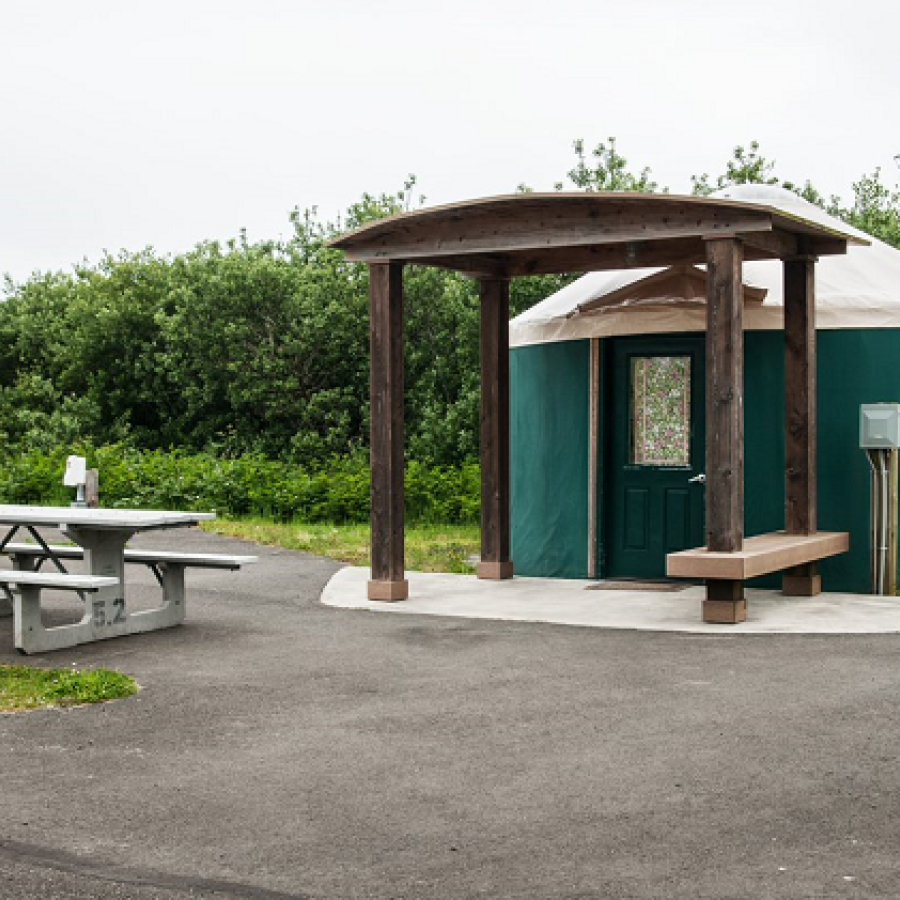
top-left (63, 455), bottom-right (87, 487)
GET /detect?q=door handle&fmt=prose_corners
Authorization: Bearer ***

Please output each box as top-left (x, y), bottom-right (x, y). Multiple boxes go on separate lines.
top-left (688, 473), bottom-right (706, 484)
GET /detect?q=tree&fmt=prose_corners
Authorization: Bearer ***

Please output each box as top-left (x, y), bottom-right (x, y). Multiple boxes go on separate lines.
top-left (566, 137), bottom-right (660, 193)
top-left (3, 150), bottom-right (899, 469)
top-left (836, 169), bottom-right (900, 248)
top-left (691, 141), bottom-right (900, 248)
top-left (691, 140), bottom-right (779, 195)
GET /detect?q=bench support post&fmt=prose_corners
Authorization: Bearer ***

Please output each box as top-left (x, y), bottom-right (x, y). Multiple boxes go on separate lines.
top-left (703, 579), bottom-right (747, 624)
top-left (783, 562), bottom-right (821, 597)
top-left (703, 237), bottom-right (745, 623)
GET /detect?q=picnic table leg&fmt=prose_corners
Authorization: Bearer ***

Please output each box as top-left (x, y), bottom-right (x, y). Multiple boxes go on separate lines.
top-left (12, 579), bottom-right (100, 654)
top-left (7, 541), bottom-right (99, 652)
top-left (64, 527), bottom-right (186, 638)
top-left (2, 552), bottom-right (35, 622)
top-left (13, 584), bottom-right (45, 652)
top-left (64, 527), bottom-right (130, 640)
top-left (0, 544), bottom-right (21, 618)
top-left (156, 563), bottom-right (186, 624)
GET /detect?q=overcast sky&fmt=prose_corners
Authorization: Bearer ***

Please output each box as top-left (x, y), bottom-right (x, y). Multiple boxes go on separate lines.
top-left (2, 0), bottom-right (898, 285)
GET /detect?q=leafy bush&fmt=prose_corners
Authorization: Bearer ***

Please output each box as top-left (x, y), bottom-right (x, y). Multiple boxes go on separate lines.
top-left (0, 445), bottom-right (480, 525)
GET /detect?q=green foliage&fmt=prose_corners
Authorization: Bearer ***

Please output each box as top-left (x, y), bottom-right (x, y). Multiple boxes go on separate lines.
top-left (691, 140), bottom-right (839, 209)
top-left (0, 445), bottom-right (481, 525)
top-left (1, 148), bottom-right (898, 480)
top-left (0, 177), bottom-right (500, 467)
top-left (838, 169), bottom-right (900, 248)
top-left (691, 142), bottom-right (900, 250)
top-left (0, 664), bottom-right (137, 712)
top-left (567, 137), bottom-right (660, 193)
top-left (691, 140), bottom-right (779, 195)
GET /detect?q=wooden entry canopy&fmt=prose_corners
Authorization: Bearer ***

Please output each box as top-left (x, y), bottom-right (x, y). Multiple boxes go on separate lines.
top-left (329, 193), bottom-right (865, 617)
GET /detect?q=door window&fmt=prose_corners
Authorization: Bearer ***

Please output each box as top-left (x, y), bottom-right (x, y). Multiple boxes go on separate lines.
top-left (630, 355), bottom-right (691, 466)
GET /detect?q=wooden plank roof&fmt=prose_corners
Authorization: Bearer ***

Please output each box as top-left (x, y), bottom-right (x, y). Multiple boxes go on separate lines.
top-left (328, 192), bottom-right (867, 278)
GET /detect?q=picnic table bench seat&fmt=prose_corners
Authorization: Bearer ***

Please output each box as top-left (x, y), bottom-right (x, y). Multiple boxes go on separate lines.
top-left (2, 543), bottom-right (257, 570)
top-left (0, 570), bottom-right (118, 591)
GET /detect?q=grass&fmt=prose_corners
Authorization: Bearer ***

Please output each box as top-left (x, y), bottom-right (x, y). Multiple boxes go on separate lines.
top-left (0, 665), bottom-right (138, 714)
top-left (202, 518), bottom-right (480, 573)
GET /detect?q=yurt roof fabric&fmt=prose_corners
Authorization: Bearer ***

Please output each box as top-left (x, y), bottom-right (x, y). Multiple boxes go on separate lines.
top-left (510, 185), bottom-right (900, 348)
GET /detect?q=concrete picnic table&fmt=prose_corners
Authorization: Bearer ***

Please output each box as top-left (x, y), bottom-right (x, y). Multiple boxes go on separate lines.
top-left (0, 505), bottom-right (253, 654)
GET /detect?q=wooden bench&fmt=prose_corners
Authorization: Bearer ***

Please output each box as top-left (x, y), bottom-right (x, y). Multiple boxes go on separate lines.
top-left (666, 531), bottom-right (850, 623)
top-left (667, 531), bottom-right (850, 581)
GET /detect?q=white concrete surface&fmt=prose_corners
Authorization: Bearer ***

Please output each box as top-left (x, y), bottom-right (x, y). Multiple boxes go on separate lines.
top-left (321, 567), bottom-right (900, 634)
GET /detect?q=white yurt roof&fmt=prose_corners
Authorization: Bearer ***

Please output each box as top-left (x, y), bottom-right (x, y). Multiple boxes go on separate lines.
top-left (510, 184), bottom-right (900, 348)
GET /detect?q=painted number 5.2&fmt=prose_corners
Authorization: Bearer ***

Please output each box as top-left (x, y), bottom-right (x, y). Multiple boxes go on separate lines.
top-left (92, 598), bottom-right (125, 627)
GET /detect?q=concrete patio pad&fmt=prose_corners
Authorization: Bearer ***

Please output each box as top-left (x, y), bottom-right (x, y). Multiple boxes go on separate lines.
top-left (322, 566), bottom-right (900, 634)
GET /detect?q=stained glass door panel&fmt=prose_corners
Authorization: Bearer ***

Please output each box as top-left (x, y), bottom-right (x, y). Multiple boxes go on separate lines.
top-left (630, 356), bottom-right (691, 466)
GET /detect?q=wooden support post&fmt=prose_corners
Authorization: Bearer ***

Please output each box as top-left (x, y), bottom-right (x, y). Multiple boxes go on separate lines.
top-left (478, 277), bottom-right (513, 580)
top-left (703, 237), bottom-right (745, 623)
top-left (368, 262), bottom-right (408, 601)
top-left (783, 255), bottom-right (820, 596)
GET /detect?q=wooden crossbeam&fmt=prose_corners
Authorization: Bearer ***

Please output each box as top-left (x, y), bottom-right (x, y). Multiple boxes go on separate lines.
top-left (340, 201), bottom-right (774, 263)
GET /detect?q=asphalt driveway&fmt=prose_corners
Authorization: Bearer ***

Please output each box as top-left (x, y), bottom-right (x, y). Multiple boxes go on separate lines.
top-left (1, 528), bottom-right (899, 899)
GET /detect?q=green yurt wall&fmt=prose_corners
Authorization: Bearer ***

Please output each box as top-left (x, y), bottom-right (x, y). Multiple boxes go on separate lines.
top-left (510, 330), bottom-right (898, 593)
top-left (510, 340), bottom-right (590, 578)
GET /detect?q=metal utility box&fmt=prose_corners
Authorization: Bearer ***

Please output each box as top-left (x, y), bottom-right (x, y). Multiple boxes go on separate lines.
top-left (860, 403), bottom-right (900, 449)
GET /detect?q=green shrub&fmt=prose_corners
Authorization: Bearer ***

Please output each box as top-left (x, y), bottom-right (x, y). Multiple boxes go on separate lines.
top-left (0, 445), bottom-right (480, 525)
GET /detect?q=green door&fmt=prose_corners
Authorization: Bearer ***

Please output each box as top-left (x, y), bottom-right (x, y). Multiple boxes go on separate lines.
top-left (604, 336), bottom-right (706, 579)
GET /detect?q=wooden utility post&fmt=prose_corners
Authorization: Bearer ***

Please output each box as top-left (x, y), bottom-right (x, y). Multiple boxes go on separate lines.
top-left (703, 236), bottom-right (746, 623)
top-left (478, 277), bottom-right (513, 579)
top-left (368, 262), bottom-right (408, 601)
top-left (85, 469), bottom-right (100, 508)
top-left (783, 255), bottom-right (821, 596)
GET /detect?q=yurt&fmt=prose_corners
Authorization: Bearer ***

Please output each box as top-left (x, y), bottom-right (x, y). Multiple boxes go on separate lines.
top-left (509, 184), bottom-right (900, 592)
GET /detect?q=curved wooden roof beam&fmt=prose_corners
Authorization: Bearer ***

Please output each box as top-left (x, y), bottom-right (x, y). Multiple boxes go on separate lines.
top-left (329, 193), bottom-right (864, 277)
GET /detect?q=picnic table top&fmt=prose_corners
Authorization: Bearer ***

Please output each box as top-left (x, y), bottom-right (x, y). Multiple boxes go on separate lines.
top-left (0, 505), bottom-right (216, 530)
